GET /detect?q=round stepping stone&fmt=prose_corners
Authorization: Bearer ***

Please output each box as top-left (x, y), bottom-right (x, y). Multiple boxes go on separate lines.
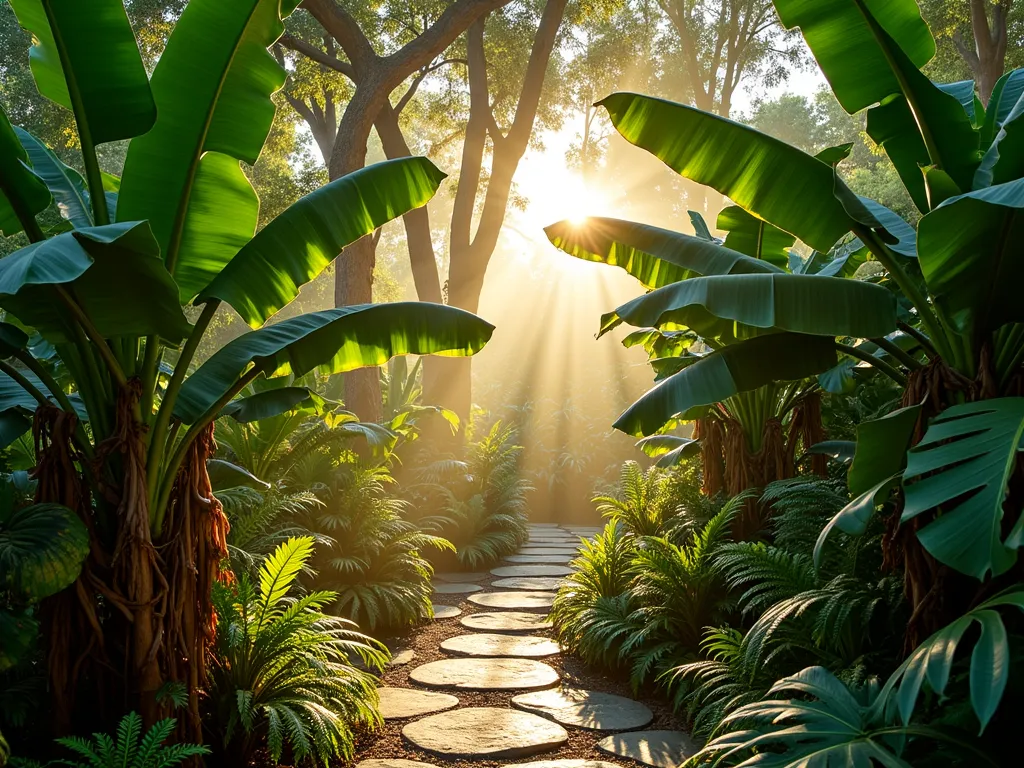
top-left (492, 565), bottom-right (572, 578)
top-left (441, 633), bottom-right (560, 658)
top-left (404, 707), bottom-right (568, 759)
top-left (461, 611), bottom-right (554, 633)
top-left (504, 554), bottom-right (574, 564)
top-left (512, 688), bottom-right (654, 731)
top-left (468, 591), bottom-right (557, 610)
top-left (596, 731), bottom-right (700, 768)
top-left (409, 657), bottom-right (559, 690)
top-left (493, 576), bottom-right (566, 590)
top-left (505, 761), bottom-right (621, 768)
top-left (389, 649), bottom-right (417, 666)
top-left (378, 687), bottom-right (459, 719)
top-left (359, 760), bottom-right (440, 768)
top-left (434, 571), bottom-right (488, 583)
top-left (528, 523), bottom-right (561, 528)
top-left (431, 604), bottom-right (462, 619)
top-left (519, 548), bottom-right (580, 556)
top-left (433, 582), bottom-right (483, 594)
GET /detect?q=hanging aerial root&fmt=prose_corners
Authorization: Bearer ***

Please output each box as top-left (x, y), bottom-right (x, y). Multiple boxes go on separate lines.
top-left (163, 421), bottom-right (229, 739)
top-left (696, 417), bottom-right (725, 497)
top-left (788, 392), bottom-right (827, 477)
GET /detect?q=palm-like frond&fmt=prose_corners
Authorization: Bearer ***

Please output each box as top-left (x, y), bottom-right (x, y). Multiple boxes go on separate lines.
top-left (52, 711), bottom-right (208, 767)
top-left (211, 537), bottom-right (387, 766)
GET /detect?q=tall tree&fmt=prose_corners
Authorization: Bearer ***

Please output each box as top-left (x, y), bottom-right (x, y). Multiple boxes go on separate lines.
top-left (292, 0), bottom-right (509, 420)
top-left (922, 0), bottom-right (1022, 103)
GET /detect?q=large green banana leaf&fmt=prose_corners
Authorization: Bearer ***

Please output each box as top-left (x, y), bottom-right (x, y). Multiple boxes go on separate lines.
top-left (0, 222), bottom-right (191, 343)
top-left (847, 404), bottom-right (921, 496)
top-left (0, 411), bottom-right (32, 450)
top-left (980, 69), bottom-right (1024, 148)
top-left (0, 105), bottom-right (51, 237)
top-left (635, 434), bottom-right (701, 467)
top-left (218, 387), bottom-right (327, 423)
top-left (9, 0), bottom-right (155, 143)
top-left (716, 205), bottom-right (794, 268)
top-left (602, 273), bottom-right (896, 342)
top-left (175, 303), bottom-right (494, 424)
top-left (544, 217), bottom-right (780, 290)
top-left (903, 398), bottom-right (1024, 580)
top-left (975, 90), bottom-right (1024, 188)
top-left (118, 0), bottom-right (292, 302)
top-left (613, 333), bottom-right (837, 437)
top-left (14, 127), bottom-right (91, 228)
top-left (772, 0), bottom-right (934, 115)
top-left (199, 158), bottom-right (447, 326)
top-left (864, 55), bottom-right (980, 210)
top-left (600, 93), bottom-right (876, 252)
top-left (917, 178), bottom-right (1024, 334)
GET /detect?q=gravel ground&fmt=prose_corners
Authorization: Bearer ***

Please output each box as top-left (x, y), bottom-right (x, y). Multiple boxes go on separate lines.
top-left (344, 553), bottom-right (686, 768)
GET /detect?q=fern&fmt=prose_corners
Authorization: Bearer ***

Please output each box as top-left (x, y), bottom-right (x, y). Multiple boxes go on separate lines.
top-left (48, 712), bottom-right (207, 767)
top-left (210, 537), bottom-right (388, 766)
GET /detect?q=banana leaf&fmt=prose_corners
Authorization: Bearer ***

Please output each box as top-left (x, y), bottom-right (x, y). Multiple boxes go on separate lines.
top-left (980, 69), bottom-right (1024, 148)
top-left (917, 178), bottom-right (1024, 334)
top-left (14, 126), bottom-right (91, 228)
top-left (974, 89), bottom-right (1024, 188)
top-left (199, 158), bottom-right (446, 325)
top-left (716, 205), bottom-right (794, 268)
top-left (118, 0), bottom-right (294, 302)
top-left (602, 273), bottom-right (896, 343)
top-left (175, 302), bottom-right (494, 424)
top-left (0, 222), bottom-right (191, 344)
top-left (848, 404), bottom-right (921, 496)
top-left (0, 105), bottom-right (51, 237)
top-left (0, 502), bottom-right (89, 603)
top-left (9, 0), bottom-right (155, 143)
top-left (613, 333), bottom-right (838, 437)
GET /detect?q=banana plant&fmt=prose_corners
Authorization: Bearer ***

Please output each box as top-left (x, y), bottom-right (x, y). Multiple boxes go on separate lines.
top-left (548, 0), bottom-right (1024, 640)
top-left (0, 0), bottom-right (493, 734)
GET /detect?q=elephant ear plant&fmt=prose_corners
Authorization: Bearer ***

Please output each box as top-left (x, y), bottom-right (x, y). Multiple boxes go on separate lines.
top-left (0, 0), bottom-right (494, 739)
top-left (547, 0), bottom-right (1024, 649)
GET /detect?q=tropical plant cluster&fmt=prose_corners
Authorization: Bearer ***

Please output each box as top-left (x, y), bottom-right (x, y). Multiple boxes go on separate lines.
top-left (550, 0), bottom-right (1024, 763)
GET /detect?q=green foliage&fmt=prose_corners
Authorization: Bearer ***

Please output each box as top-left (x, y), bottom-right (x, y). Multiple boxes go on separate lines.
top-left (310, 464), bottom-right (451, 629)
top-left (210, 537), bottom-right (387, 766)
top-left (42, 712), bottom-right (208, 768)
top-left (593, 460), bottom-right (679, 536)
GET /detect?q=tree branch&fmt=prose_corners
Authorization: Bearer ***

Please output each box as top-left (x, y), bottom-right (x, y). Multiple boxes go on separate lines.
top-left (279, 32), bottom-right (356, 80)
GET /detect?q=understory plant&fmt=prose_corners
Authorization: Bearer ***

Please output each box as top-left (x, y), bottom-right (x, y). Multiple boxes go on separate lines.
top-left (0, 0), bottom-right (493, 736)
top-left (209, 536), bottom-right (387, 767)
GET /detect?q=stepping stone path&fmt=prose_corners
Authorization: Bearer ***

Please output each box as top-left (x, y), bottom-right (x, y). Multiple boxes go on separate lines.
top-left (410, 657), bottom-right (560, 690)
top-left (430, 604), bottom-right (461, 619)
top-left (403, 708), bottom-right (568, 758)
top-left (461, 611), bottom-right (554, 632)
top-left (504, 554), bottom-right (574, 564)
top-left (468, 591), bottom-right (557, 610)
top-left (492, 576), bottom-right (566, 590)
top-left (597, 731), bottom-right (700, 767)
top-left (378, 687), bottom-right (459, 719)
top-left (492, 564), bottom-right (573, 577)
top-left (432, 582), bottom-right (483, 594)
top-left (434, 571), bottom-right (489, 583)
top-left (512, 688), bottom-right (654, 731)
top-left (363, 525), bottom-right (692, 768)
top-left (441, 632), bottom-right (560, 658)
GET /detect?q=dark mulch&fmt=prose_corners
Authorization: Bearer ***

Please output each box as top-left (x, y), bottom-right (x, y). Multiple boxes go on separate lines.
top-left (344, 562), bottom-right (685, 768)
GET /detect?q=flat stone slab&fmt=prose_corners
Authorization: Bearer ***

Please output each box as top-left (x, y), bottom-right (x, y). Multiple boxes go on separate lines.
top-left (528, 523), bottom-right (561, 528)
top-left (359, 760), bottom-right (440, 768)
top-left (492, 565), bottom-right (573, 578)
top-left (389, 649), bottom-right (417, 666)
top-left (378, 687), bottom-right (459, 719)
top-left (596, 731), bottom-right (700, 767)
top-left (504, 555), bottom-right (574, 564)
top-left (403, 707), bottom-right (568, 759)
top-left (505, 761), bottom-right (622, 768)
top-left (431, 604), bottom-right (462, 619)
top-left (409, 658), bottom-right (559, 691)
top-left (441, 633), bottom-right (560, 658)
top-left (493, 576), bottom-right (566, 590)
top-left (461, 611), bottom-right (554, 633)
top-left (519, 548), bottom-right (580, 556)
top-left (468, 591), bottom-right (557, 610)
top-left (512, 688), bottom-right (654, 731)
top-left (434, 571), bottom-right (489, 583)
top-left (433, 583), bottom-right (483, 594)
